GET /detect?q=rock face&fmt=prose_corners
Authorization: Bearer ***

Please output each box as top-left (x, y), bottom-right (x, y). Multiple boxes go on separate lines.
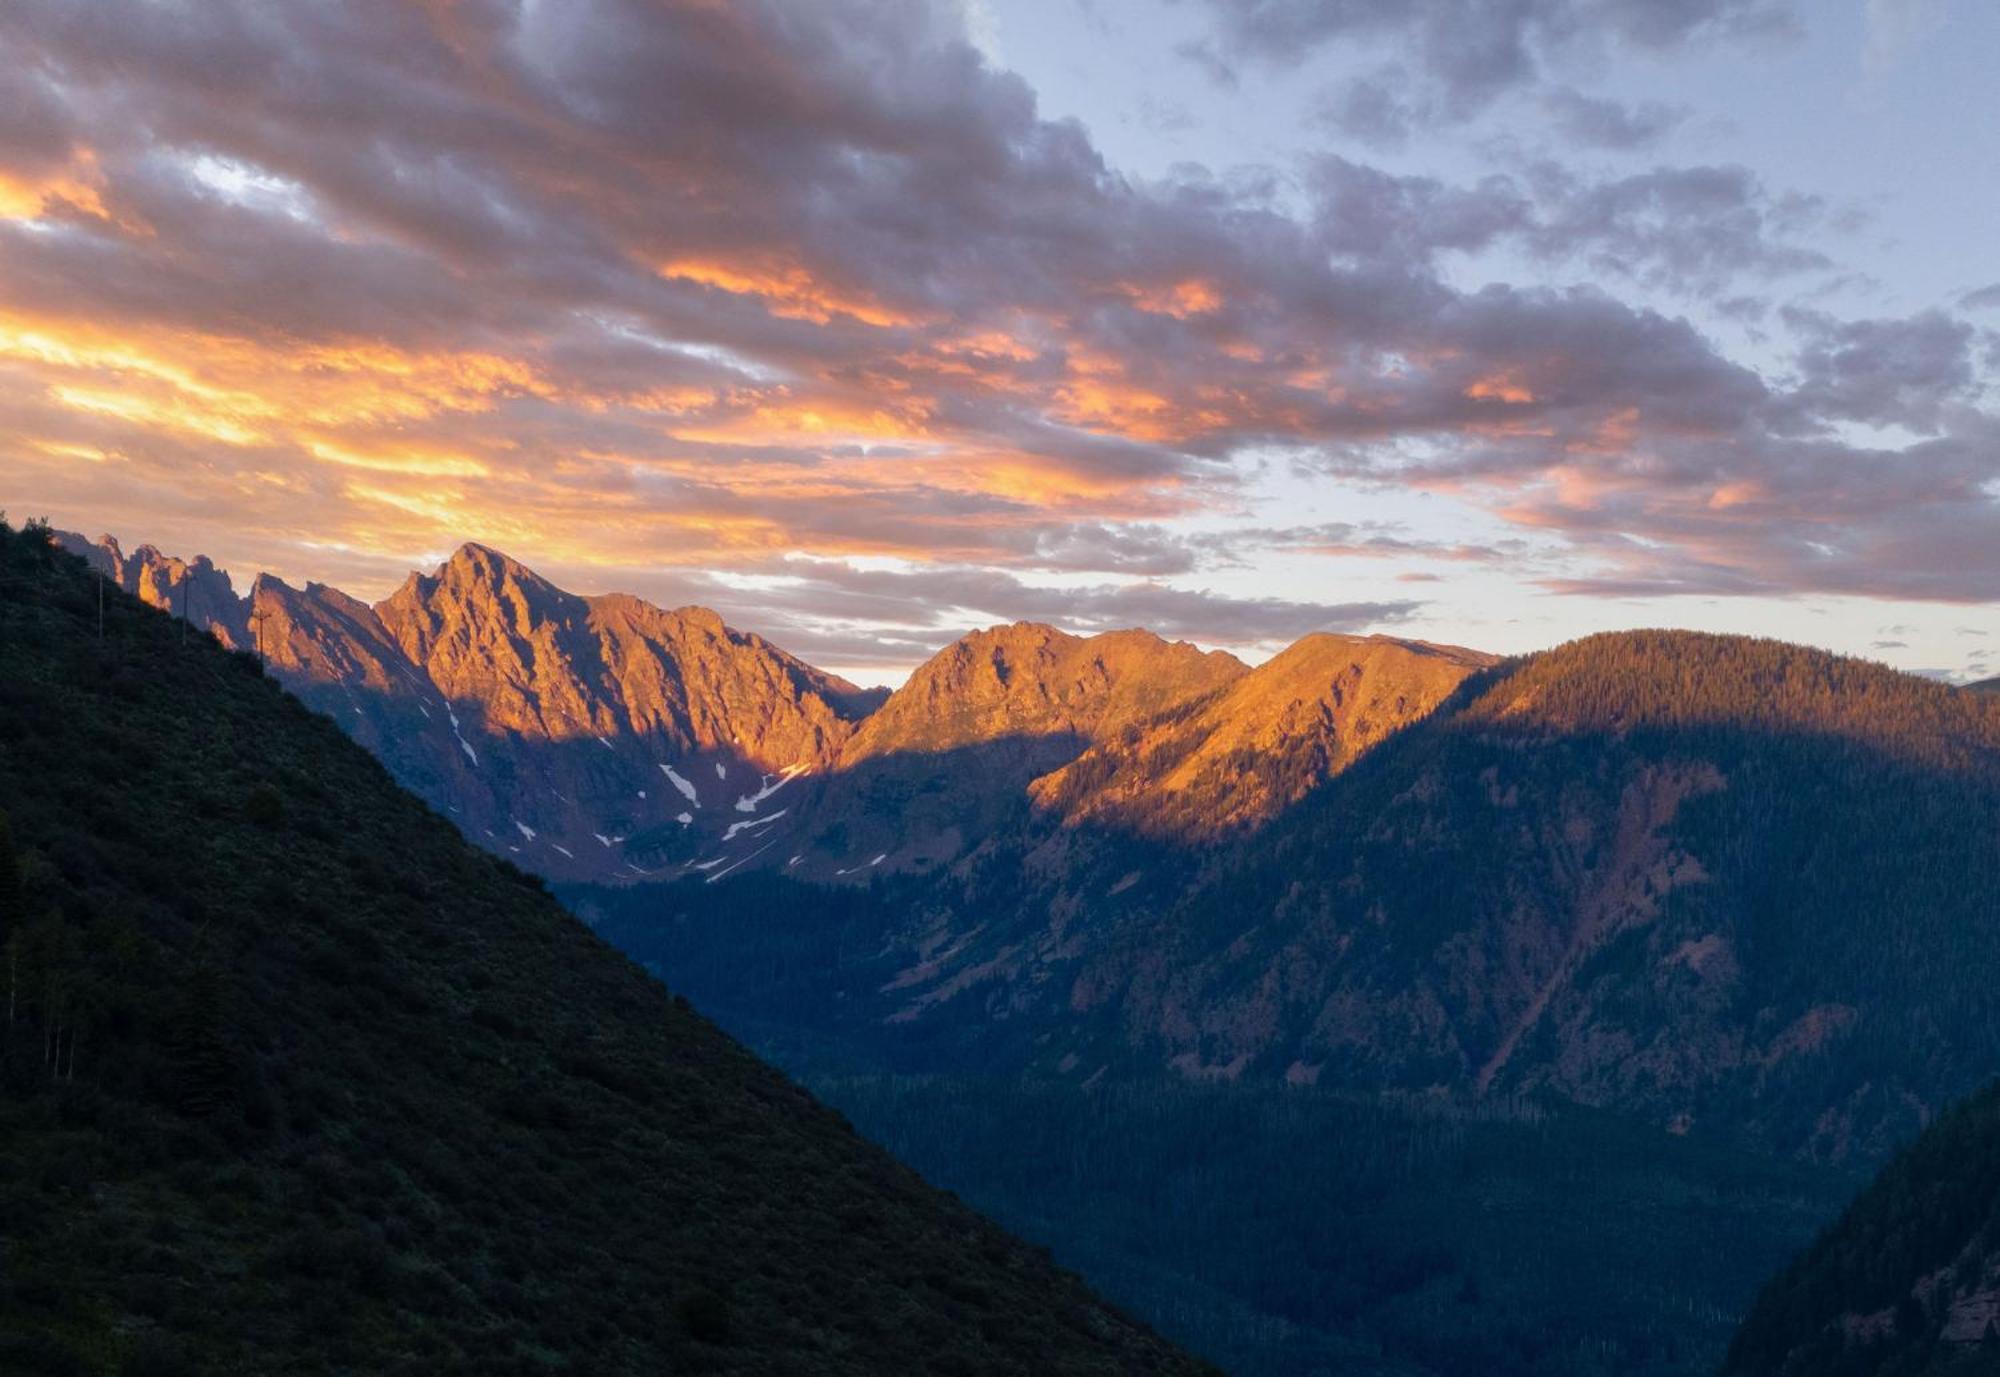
top-left (844, 623), bottom-right (1246, 766)
top-left (56, 533), bottom-right (879, 880)
top-left (786, 624), bottom-right (1249, 876)
top-left (57, 531), bottom-right (251, 649)
top-left (1031, 632), bottom-right (1497, 840)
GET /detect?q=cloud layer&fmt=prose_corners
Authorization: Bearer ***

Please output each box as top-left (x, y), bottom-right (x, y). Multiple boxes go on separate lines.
top-left (0, 0), bottom-right (1993, 670)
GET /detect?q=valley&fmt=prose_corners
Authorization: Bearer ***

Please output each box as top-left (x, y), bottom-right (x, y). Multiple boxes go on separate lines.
top-left (51, 525), bottom-right (2000, 1375)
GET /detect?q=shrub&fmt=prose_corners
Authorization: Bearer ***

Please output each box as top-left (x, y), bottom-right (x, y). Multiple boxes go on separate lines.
top-left (675, 1287), bottom-right (731, 1343)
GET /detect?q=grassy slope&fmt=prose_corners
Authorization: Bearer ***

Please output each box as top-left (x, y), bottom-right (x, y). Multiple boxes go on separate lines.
top-left (0, 521), bottom-right (1212, 1377)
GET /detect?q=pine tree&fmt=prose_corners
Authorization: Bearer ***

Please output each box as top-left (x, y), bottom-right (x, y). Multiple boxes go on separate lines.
top-left (167, 963), bottom-right (232, 1116)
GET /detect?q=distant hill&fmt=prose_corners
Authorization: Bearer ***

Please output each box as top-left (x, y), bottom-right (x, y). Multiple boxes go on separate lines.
top-left (1970, 676), bottom-right (2000, 693)
top-left (0, 518), bottom-right (1210, 1377)
top-left (1723, 1079), bottom-right (2000, 1375)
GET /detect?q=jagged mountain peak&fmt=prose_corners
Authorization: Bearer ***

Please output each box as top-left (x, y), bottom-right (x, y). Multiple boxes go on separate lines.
top-left (0, 519), bottom-right (1209, 1376)
top-left (844, 620), bottom-right (1245, 766)
top-left (1030, 626), bottom-right (1497, 840)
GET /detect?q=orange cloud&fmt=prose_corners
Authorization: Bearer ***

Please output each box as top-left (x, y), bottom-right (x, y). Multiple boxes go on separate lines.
top-left (1123, 279), bottom-right (1222, 318)
top-left (1465, 374), bottom-right (1536, 405)
top-left (659, 257), bottom-right (917, 328)
top-left (0, 150), bottom-right (111, 223)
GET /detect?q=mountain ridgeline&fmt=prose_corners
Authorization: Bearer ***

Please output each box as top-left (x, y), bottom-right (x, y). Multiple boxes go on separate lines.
top-left (0, 519), bottom-right (1211, 1375)
top-left (53, 530), bottom-right (1480, 887)
top-left (42, 524), bottom-right (2000, 1376)
top-left (571, 629), bottom-right (2000, 1375)
top-left (56, 533), bottom-right (884, 884)
top-left (587, 630), bottom-right (2000, 1155)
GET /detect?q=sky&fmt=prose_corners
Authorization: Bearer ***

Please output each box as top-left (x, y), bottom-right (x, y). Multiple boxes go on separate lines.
top-left (2, 0), bottom-right (1996, 686)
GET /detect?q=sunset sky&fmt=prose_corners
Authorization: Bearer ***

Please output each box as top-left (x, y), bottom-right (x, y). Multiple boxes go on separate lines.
top-left (3, 0), bottom-right (1996, 684)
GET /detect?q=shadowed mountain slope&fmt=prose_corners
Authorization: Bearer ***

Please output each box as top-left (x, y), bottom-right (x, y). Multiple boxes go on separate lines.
top-left (585, 631), bottom-right (2000, 1159)
top-left (568, 630), bottom-right (2000, 1375)
top-left (1723, 1078), bottom-right (2000, 1376)
top-left (0, 520), bottom-right (1212, 1377)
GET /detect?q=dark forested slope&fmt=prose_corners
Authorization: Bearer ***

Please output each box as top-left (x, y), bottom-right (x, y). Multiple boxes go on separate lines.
top-left (1724, 1079), bottom-right (2000, 1376)
top-left (0, 519), bottom-right (1211, 1377)
top-left (587, 631), bottom-right (2000, 1159)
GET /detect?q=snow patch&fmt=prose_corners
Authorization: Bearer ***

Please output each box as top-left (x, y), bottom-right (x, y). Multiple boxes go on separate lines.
top-left (723, 808), bottom-right (786, 841)
top-left (660, 763), bottom-right (700, 806)
top-left (513, 820), bottom-right (536, 842)
top-left (596, 735), bottom-right (614, 750)
top-left (687, 857), bottom-right (726, 872)
top-left (460, 738), bottom-right (479, 765)
top-left (714, 761), bottom-right (727, 780)
top-left (735, 763), bottom-right (810, 813)
top-left (706, 837), bottom-right (779, 883)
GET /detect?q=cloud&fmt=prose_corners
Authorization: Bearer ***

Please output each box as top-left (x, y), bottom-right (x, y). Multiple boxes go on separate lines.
top-left (1540, 88), bottom-right (1691, 150)
top-left (1306, 155), bottom-right (1834, 296)
top-left (0, 0), bottom-right (1991, 663)
top-left (1196, 0), bottom-right (1796, 131)
top-left (1780, 308), bottom-right (1982, 433)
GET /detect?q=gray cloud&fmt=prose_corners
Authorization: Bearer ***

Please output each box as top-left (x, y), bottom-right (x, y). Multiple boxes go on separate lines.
top-left (1540, 88), bottom-right (1691, 150)
top-left (1306, 155), bottom-right (1833, 297)
top-left (1781, 308), bottom-right (1983, 433)
top-left (1, 0), bottom-right (1994, 644)
top-left (1196, 0), bottom-right (1796, 131)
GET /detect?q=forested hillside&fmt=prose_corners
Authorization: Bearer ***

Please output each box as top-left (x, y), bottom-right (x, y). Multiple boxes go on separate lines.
top-left (1724, 1079), bottom-right (2000, 1376)
top-left (573, 630), bottom-right (2000, 1376)
top-left (0, 519), bottom-right (1210, 1377)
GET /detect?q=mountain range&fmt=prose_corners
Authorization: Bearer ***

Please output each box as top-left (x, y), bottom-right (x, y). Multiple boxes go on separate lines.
top-left (54, 530), bottom-right (1482, 888)
top-left (47, 524), bottom-right (2000, 1376)
top-left (0, 517), bottom-right (1208, 1375)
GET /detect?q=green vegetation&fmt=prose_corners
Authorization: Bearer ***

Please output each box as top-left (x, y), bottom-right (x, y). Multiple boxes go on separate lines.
top-left (1724, 1078), bottom-right (2000, 1376)
top-left (0, 518), bottom-right (1211, 1376)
